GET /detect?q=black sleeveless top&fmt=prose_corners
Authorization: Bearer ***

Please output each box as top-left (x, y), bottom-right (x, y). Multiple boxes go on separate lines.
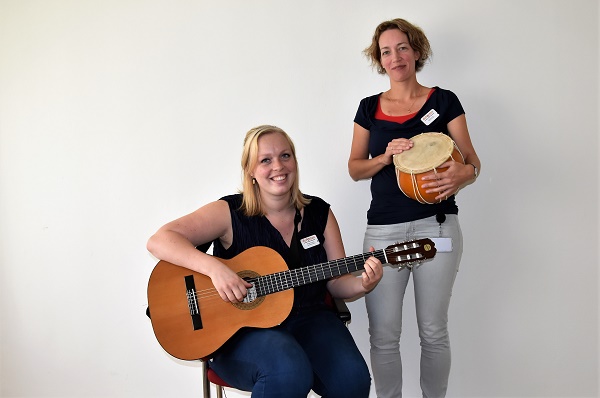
top-left (212, 194), bottom-right (330, 311)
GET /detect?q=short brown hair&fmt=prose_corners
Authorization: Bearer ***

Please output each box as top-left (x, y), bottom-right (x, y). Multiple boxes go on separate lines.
top-left (363, 18), bottom-right (432, 75)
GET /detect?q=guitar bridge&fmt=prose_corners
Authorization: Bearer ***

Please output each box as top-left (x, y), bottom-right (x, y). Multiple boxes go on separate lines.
top-left (185, 275), bottom-right (203, 330)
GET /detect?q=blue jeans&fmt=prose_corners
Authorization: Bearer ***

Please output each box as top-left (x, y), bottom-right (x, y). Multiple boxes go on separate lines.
top-left (209, 308), bottom-right (371, 398)
top-left (364, 215), bottom-right (463, 398)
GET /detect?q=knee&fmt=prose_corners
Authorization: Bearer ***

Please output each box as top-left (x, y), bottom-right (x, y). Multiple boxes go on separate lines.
top-left (369, 325), bottom-right (402, 351)
top-left (323, 367), bottom-right (371, 398)
top-left (419, 322), bottom-right (450, 348)
top-left (261, 356), bottom-right (313, 394)
top-left (343, 368), bottom-right (371, 397)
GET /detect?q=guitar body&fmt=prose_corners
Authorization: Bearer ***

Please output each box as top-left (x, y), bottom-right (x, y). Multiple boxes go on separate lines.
top-left (147, 246), bottom-right (293, 360)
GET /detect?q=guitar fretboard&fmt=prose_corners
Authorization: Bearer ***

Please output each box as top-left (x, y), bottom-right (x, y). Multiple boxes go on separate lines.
top-left (249, 250), bottom-right (388, 297)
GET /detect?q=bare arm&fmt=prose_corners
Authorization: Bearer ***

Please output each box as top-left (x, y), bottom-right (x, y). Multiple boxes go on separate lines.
top-left (323, 209), bottom-right (383, 299)
top-left (348, 122), bottom-right (413, 181)
top-left (447, 114), bottom-right (481, 176)
top-left (146, 200), bottom-right (252, 303)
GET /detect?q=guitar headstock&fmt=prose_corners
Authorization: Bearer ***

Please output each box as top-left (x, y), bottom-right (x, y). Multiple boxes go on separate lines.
top-left (385, 238), bottom-right (436, 267)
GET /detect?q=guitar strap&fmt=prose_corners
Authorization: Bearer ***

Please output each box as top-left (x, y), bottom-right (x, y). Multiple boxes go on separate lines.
top-left (288, 208), bottom-right (303, 269)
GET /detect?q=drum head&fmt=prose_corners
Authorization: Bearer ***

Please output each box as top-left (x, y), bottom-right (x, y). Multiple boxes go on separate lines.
top-left (393, 133), bottom-right (454, 173)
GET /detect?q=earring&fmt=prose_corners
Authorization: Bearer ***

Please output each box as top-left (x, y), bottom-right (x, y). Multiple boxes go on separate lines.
top-left (252, 178), bottom-right (256, 185)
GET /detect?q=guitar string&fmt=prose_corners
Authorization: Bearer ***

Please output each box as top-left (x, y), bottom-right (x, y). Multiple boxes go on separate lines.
top-left (186, 246), bottom-right (425, 306)
top-left (192, 243), bottom-right (426, 298)
top-left (191, 242), bottom-right (424, 301)
top-left (188, 250), bottom-right (426, 306)
top-left (188, 257), bottom-right (367, 304)
top-left (192, 240), bottom-right (423, 300)
top-left (191, 251), bottom-right (378, 299)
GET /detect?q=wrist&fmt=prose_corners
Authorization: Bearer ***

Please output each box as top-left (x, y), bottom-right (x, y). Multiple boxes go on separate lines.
top-left (468, 163), bottom-right (478, 179)
top-left (379, 153), bottom-right (392, 166)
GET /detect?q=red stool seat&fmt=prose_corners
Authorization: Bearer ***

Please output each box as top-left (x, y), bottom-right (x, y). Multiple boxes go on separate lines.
top-left (206, 367), bottom-right (231, 388)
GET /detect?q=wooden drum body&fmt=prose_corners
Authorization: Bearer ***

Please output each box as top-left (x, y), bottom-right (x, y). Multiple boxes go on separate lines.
top-left (393, 132), bottom-right (464, 204)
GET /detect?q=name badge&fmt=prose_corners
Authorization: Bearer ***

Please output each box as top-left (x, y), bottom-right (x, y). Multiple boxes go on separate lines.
top-left (430, 237), bottom-right (453, 252)
top-left (300, 235), bottom-right (320, 249)
top-left (421, 109), bottom-right (439, 125)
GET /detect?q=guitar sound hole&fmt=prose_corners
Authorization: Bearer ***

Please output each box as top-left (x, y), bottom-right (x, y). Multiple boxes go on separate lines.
top-left (232, 270), bottom-right (265, 310)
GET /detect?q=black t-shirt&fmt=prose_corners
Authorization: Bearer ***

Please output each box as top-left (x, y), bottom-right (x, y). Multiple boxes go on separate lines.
top-left (354, 87), bottom-right (465, 224)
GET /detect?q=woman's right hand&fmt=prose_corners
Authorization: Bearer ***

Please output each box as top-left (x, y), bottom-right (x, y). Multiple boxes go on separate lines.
top-left (349, 124), bottom-right (415, 181)
top-left (207, 258), bottom-right (254, 303)
top-left (380, 138), bottom-right (414, 165)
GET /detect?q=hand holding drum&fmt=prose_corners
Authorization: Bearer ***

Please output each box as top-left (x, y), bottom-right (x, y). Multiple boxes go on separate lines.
top-left (393, 132), bottom-right (464, 204)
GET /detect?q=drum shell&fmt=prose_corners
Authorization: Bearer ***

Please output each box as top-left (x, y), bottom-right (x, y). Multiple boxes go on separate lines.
top-left (396, 146), bottom-right (463, 204)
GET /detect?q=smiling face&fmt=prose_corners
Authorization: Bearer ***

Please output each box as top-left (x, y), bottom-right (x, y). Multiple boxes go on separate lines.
top-left (378, 28), bottom-right (421, 81)
top-left (251, 132), bottom-right (297, 200)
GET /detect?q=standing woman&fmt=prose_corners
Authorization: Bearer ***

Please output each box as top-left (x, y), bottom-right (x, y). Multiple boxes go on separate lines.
top-left (149, 125), bottom-right (383, 398)
top-left (348, 19), bottom-right (480, 398)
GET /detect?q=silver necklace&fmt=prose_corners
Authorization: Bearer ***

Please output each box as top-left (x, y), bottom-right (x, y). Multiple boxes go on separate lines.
top-left (385, 90), bottom-right (421, 112)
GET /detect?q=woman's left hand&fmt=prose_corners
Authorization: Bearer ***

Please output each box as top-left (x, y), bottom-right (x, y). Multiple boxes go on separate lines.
top-left (361, 248), bottom-right (383, 292)
top-left (420, 161), bottom-right (474, 201)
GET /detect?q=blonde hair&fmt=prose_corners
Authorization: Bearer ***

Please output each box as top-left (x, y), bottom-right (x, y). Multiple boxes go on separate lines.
top-left (240, 125), bottom-right (310, 216)
top-left (363, 18), bottom-right (432, 74)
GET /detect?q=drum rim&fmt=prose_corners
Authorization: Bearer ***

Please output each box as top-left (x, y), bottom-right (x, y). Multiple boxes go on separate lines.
top-left (393, 132), bottom-right (454, 174)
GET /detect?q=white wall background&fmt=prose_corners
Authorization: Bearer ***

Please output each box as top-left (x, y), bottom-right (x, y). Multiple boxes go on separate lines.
top-left (0, 1), bottom-right (598, 397)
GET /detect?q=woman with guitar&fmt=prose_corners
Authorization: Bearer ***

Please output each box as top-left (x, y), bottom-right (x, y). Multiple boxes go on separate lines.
top-left (347, 19), bottom-right (481, 398)
top-left (147, 125), bottom-right (383, 398)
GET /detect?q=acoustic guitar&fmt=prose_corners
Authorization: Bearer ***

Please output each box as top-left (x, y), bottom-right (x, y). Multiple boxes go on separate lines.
top-left (147, 238), bottom-right (436, 360)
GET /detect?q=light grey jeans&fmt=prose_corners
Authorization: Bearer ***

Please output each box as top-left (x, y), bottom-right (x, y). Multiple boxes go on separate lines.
top-left (364, 215), bottom-right (463, 398)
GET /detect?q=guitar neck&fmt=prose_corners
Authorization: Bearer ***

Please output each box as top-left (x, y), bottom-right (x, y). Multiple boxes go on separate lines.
top-left (250, 249), bottom-right (387, 297)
